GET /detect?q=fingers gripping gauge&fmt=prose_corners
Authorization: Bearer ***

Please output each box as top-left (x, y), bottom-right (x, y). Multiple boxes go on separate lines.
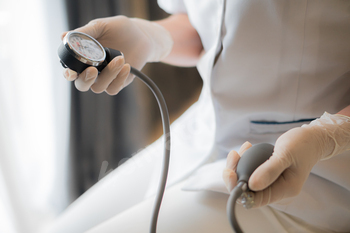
top-left (58, 31), bottom-right (171, 233)
top-left (58, 31), bottom-right (123, 73)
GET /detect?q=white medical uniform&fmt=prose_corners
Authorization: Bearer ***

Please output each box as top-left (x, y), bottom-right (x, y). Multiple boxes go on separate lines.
top-left (48, 0), bottom-right (350, 232)
top-left (157, 0), bottom-right (350, 231)
top-left (158, 0), bottom-right (350, 152)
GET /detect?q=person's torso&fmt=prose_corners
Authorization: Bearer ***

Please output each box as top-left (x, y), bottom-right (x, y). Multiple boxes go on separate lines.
top-left (184, 0), bottom-right (350, 153)
top-left (175, 0), bottom-right (350, 231)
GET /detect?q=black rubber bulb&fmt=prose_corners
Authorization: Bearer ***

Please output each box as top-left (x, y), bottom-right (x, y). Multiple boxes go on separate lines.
top-left (236, 143), bottom-right (274, 186)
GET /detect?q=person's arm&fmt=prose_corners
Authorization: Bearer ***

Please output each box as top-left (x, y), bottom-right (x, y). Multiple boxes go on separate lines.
top-left (62, 14), bottom-right (202, 95)
top-left (337, 105), bottom-right (350, 116)
top-left (156, 14), bottom-right (203, 67)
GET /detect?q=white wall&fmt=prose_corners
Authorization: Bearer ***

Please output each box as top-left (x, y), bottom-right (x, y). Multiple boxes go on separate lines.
top-left (0, 0), bottom-right (70, 232)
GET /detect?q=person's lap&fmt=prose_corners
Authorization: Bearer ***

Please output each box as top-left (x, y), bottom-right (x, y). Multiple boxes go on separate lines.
top-left (47, 141), bottom-right (325, 233)
top-left (86, 180), bottom-right (285, 233)
top-left (47, 148), bottom-right (330, 233)
top-left (47, 147), bottom-right (290, 233)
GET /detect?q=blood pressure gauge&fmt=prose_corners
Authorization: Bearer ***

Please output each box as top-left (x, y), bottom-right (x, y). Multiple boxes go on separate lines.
top-left (57, 31), bottom-right (172, 233)
top-left (58, 31), bottom-right (122, 73)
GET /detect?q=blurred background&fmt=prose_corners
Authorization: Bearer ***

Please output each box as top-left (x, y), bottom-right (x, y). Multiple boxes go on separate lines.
top-left (0, 0), bottom-right (202, 232)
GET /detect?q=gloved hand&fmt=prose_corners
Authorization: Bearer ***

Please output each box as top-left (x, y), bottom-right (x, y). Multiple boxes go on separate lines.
top-left (62, 16), bottom-right (173, 95)
top-left (223, 112), bottom-right (350, 208)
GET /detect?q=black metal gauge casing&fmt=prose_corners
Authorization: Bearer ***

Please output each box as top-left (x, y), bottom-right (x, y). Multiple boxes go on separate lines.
top-left (58, 31), bottom-right (122, 73)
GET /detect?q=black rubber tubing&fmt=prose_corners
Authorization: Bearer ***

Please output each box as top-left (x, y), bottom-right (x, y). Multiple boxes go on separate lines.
top-left (129, 67), bottom-right (171, 233)
top-left (59, 46), bottom-right (171, 232)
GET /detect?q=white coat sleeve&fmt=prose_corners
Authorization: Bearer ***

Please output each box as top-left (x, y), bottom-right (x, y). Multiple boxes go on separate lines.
top-left (157, 0), bottom-right (187, 14)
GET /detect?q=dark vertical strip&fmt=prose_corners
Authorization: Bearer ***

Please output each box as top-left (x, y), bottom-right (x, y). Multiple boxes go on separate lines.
top-left (64, 0), bottom-right (81, 30)
top-left (108, 0), bottom-right (119, 16)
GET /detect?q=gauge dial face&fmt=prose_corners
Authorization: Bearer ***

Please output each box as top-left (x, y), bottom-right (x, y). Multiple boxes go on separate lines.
top-left (68, 33), bottom-right (105, 62)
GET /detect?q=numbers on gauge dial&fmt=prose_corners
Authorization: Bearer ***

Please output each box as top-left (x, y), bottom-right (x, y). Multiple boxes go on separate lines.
top-left (69, 34), bottom-right (104, 61)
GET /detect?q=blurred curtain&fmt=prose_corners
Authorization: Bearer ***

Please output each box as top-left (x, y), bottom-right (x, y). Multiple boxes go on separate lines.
top-left (0, 0), bottom-right (70, 233)
top-left (64, 0), bottom-right (203, 199)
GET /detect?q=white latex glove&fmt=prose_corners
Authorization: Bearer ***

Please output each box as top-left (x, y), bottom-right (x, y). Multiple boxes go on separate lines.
top-left (61, 16), bottom-right (173, 95)
top-left (223, 112), bottom-right (350, 208)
